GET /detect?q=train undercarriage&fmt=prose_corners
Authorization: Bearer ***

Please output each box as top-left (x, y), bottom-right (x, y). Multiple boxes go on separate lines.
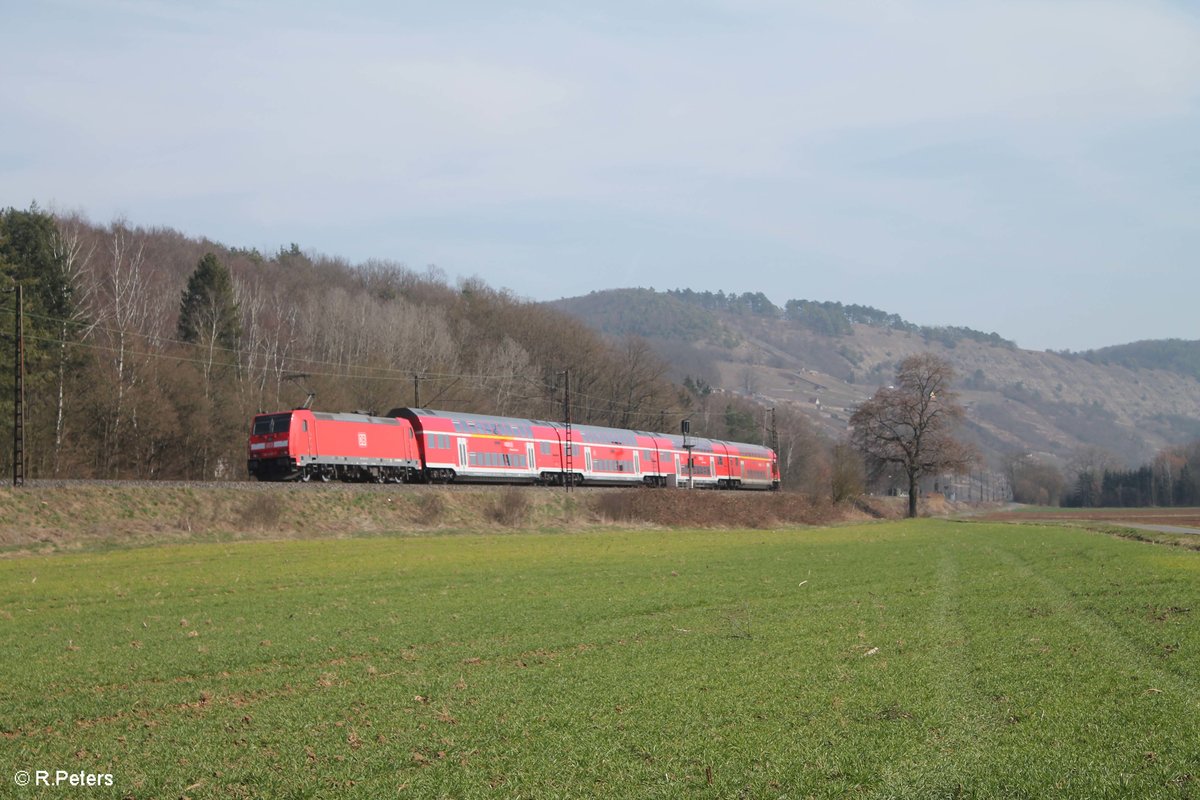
top-left (250, 459), bottom-right (778, 490)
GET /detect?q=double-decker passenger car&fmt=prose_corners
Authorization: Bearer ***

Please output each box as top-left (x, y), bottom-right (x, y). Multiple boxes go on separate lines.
top-left (248, 407), bottom-right (780, 490)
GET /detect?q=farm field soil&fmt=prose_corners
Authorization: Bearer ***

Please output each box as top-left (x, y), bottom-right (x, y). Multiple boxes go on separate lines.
top-left (977, 507), bottom-right (1200, 530)
top-left (2, 521), bottom-right (1199, 797)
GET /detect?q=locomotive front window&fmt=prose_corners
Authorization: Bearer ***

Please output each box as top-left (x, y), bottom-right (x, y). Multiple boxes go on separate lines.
top-left (253, 414), bottom-right (291, 435)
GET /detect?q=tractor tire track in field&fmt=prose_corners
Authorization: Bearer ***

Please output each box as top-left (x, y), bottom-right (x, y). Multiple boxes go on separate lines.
top-left (871, 540), bottom-right (1005, 795)
top-left (985, 538), bottom-right (1200, 707)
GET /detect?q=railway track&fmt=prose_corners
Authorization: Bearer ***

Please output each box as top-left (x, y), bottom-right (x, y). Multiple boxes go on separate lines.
top-left (19, 478), bottom-right (619, 494)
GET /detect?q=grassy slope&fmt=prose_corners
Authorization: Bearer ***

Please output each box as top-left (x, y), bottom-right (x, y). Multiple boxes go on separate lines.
top-left (2, 522), bottom-right (1199, 798)
top-left (0, 484), bottom-right (848, 555)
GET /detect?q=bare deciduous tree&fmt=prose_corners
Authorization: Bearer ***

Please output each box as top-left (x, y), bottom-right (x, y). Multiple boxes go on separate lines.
top-left (1004, 451), bottom-right (1067, 506)
top-left (47, 214), bottom-right (96, 474)
top-left (1068, 446), bottom-right (1118, 507)
top-left (849, 353), bottom-right (973, 517)
top-left (829, 442), bottom-right (865, 505)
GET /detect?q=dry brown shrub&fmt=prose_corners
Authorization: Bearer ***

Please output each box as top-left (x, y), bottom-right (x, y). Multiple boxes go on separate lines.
top-left (589, 489), bottom-right (836, 528)
top-left (487, 488), bottom-right (531, 527)
top-left (853, 496), bottom-right (905, 519)
top-left (238, 494), bottom-right (284, 530)
top-left (414, 492), bottom-right (447, 526)
top-left (594, 491), bottom-right (642, 523)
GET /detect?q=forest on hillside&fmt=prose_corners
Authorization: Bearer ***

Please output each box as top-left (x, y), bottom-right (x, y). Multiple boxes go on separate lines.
top-left (0, 207), bottom-right (826, 488)
top-left (560, 288), bottom-right (1016, 349)
top-left (1071, 339), bottom-right (1200, 381)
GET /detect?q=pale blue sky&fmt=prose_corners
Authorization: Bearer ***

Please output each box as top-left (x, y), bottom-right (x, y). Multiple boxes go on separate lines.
top-left (3, 0), bottom-right (1198, 351)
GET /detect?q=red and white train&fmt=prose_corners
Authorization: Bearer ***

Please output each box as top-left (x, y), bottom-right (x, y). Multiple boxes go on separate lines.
top-left (247, 407), bottom-right (780, 490)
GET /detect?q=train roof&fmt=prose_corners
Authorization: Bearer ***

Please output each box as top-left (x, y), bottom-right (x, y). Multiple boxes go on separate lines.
top-left (254, 409), bottom-right (402, 425)
top-left (310, 411), bottom-right (403, 425)
top-left (387, 407), bottom-right (774, 456)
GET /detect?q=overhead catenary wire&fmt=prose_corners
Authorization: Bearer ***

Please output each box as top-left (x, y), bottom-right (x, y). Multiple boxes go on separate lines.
top-left (3, 306), bottom-right (684, 414)
top-left (1, 306), bottom-right (546, 383)
top-left (1, 328), bottom-right (697, 423)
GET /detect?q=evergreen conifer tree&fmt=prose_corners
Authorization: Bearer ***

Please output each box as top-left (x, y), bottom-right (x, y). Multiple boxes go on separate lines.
top-left (178, 252), bottom-right (240, 349)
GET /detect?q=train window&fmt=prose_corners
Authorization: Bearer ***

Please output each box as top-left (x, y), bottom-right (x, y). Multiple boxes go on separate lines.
top-left (540, 442), bottom-right (551, 455)
top-left (253, 414), bottom-right (290, 435)
top-left (302, 420), bottom-right (308, 433)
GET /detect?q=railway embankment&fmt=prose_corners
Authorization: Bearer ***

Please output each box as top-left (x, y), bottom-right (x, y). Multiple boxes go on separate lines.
top-left (0, 482), bottom-right (897, 555)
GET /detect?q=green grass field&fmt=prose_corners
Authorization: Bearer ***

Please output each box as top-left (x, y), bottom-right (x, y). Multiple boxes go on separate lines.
top-left (2, 520), bottom-right (1199, 798)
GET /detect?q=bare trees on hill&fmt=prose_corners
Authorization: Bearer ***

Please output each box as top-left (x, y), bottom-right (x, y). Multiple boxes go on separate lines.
top-left (0, 207), bottom-right (750, 482)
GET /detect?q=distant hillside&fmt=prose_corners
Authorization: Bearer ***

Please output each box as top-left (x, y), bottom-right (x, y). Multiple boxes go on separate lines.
top-left (547, 288), bottom-right (740, 346)
top-left (557, 288), bottom-right (1016, 349)
top-left (1073, 339), bottom-right (1200, 381)
top-left (552, 288), bottom-right (1200, 468)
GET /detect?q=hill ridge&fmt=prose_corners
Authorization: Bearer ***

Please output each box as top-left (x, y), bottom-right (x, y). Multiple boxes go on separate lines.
top-left (551, 287), bottom-right (1200, 467)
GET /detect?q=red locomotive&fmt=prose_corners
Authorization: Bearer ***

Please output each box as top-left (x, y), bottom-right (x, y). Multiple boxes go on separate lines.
top-left (247, 407), bottom-right (780, 490)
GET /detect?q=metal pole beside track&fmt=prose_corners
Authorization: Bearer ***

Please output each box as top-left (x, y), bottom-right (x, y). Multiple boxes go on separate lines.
top-left (9, 285), bottom-right (24, 487)
top-left (563, 369), bottom-right (572, 493)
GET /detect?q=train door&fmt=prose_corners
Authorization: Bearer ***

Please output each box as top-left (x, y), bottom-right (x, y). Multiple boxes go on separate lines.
top-left (301, 416), bottom-right (314, 455)
top-left (585, 447), bottom-right (593, 473)
top-left (457, 438), bottom-right (468, 469)
top-left (633, 451), bottom-right (640, 476)
top-left (527, 443), bottom-right (536, 474)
